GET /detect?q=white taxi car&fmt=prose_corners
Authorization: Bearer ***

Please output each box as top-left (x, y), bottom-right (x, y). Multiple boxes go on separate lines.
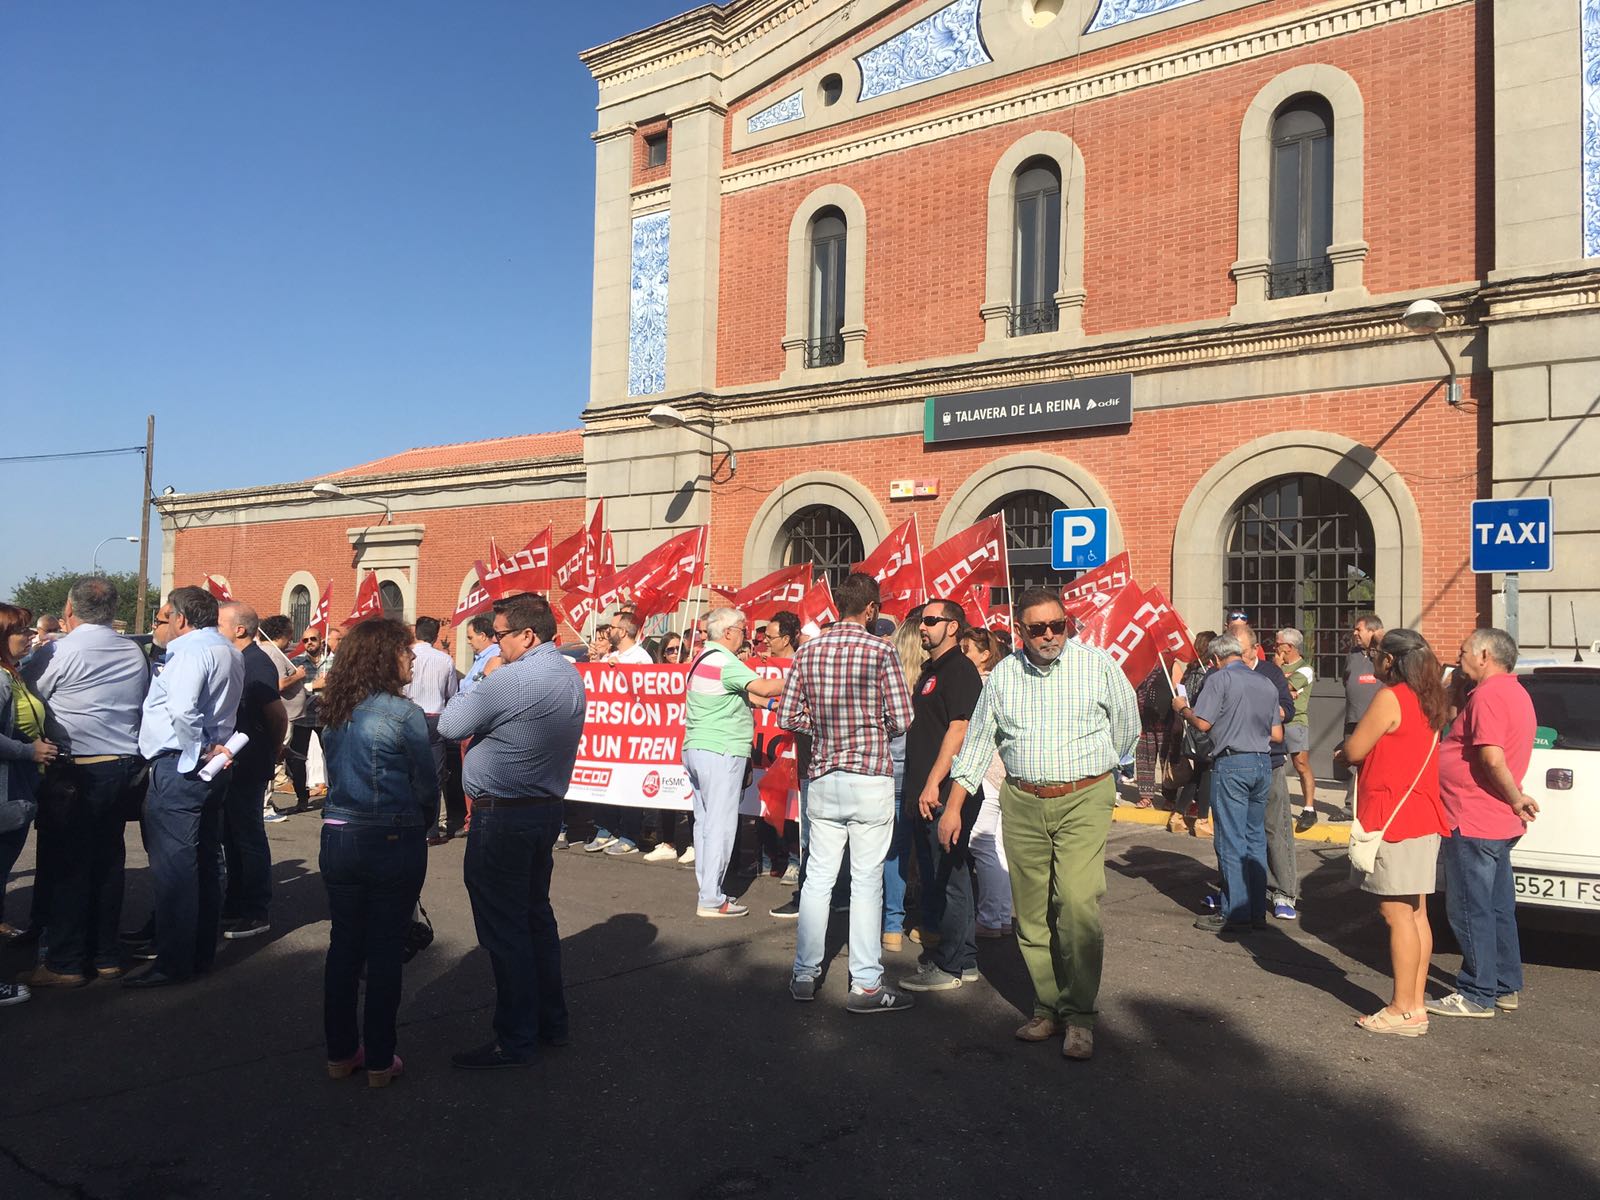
top-left (1512, 663), bottom-right (1600, 913)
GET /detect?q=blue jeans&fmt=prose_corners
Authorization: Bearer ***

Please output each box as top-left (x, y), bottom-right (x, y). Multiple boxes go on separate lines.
top-left (796, 779), bottom-right (848, 906)
top-left (144, 755), bottom-right (227, 979)
top-left (792, 770), bottom-right (894, 990)
top-left (36, 756), bottom-right (137, 973)
top-left (1210, 753), bottom-right (1270, 925)
top-left (320, 823), bottom-right (427, 1070)
top-left (0, 823), bottom-right (28, 925)
top-left (1442, 832), bottom-right (1524, 1008)
top-left (463, 803), bottom-right (568, 1057)
top-left (883, 738), bottom-right (908, 934)
top-left (221, 772), bottom-right (273, 923)
top-left (684, 749), bottom-right (745, 910)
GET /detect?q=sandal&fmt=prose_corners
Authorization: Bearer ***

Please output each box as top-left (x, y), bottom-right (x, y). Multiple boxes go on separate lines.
top-left (1356, 1007), bottom-right (1429, 1037)
top-left (1193, 819), bottom-right (1214, 838)
top-left (1166, 812), bottom-right (1189, 834)
top-left (1134, 797), bottom-right (1154, 809)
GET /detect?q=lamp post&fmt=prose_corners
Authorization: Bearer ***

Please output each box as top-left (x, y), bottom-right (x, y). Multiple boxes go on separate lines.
top-left (92, 535), bottom-right (140, 575)
top-left (310, 480), bottom-right (392, 523)
top-left (647, 404), bottom-right (737, 475)
top-left (1401, 299), bottom-right (1461, 407)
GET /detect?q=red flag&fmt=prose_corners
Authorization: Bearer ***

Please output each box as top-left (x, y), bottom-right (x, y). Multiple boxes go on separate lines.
top-left (958, 585), bottom-right (1011, 635)
top-left (205, 575), bottom-right (234, 602)
top-left (796, 579), bottom-right (839, 635)
top-left (755, 752), bottom-right (799, 833)
top-left (1075, 582), bottom-right (1160, 687)
top-left (853, 515), bottom-right (926, 620)
top-left (714, 564), bottom-right (812, 623)
top-left (1060, 551), bottom-right (1133, 605)
top-left (347, 571), bottom-right (383, 623)
top-left (924, 515), bottom-right (1006, 599)
top-left (482, 528), bottom-right (553, 600)
top-left (455, 572), bottom-right (495, 626)
top-left (560, 526), bottom-right (707, 628)
top-left (1136, 587), bottom-right (1197, 663)
top-left (553, 500), bottom-right (608, 592)
top-left (308, 580), bottom-right (333, 633)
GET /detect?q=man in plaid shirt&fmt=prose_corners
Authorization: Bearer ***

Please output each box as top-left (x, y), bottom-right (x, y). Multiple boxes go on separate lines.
top-left (777, 573), bottom-right (916, 1012)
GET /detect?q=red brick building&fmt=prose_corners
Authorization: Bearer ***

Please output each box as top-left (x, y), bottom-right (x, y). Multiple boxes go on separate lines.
top-left (165, 0), bottom-right (1600, 766)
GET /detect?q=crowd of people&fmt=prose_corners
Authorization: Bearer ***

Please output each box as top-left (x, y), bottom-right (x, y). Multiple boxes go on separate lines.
top-left (0, 569), bottom-right (1542, 1074)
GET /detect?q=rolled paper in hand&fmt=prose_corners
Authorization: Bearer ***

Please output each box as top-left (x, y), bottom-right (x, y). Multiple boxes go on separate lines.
top-left (199, 732), bottom-right (251, 782)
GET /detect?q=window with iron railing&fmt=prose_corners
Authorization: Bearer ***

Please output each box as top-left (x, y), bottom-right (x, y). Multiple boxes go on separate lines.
top-left (782, 505), bottom-right (864, 591)
top-left (1011, 160), bottom-right (1061, 336)
top-left (808, 209), bottom-right (847, 369)
top-left (1268, 95), bottom-right (1334, 298)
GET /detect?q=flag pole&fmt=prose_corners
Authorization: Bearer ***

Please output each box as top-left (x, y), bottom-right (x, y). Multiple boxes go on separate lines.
top-left (1156, 650), bottom-right (1179, 700)
top-left (687, 526), bottom-right (710, 653)
top-left (999, 511), bottom-right (1014, 615)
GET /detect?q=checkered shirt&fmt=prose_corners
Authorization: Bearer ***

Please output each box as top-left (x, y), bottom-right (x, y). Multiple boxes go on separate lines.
top-left (775, 620), bottom-right (914, 780)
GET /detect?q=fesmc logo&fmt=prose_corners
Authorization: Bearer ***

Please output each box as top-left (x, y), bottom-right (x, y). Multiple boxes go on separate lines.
top-left (642, 771), bottom-right (662, 798)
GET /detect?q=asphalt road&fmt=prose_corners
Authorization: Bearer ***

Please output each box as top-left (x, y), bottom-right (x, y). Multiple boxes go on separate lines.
top-left (3, 811), bottom-right (1598, 1200)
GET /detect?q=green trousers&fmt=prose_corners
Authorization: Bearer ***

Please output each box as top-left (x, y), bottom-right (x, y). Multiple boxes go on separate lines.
top-left (998, 775), bottom-right (1115, 1029)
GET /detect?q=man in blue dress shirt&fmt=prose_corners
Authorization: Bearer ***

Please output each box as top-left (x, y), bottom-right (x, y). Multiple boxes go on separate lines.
top-left (125, 586), bottom-right (244, 988)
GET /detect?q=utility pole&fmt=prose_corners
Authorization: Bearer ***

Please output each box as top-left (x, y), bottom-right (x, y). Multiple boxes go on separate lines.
top-left (136, 414), bottom-right (154, 633)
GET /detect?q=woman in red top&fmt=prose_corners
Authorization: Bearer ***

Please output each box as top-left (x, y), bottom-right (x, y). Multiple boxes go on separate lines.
top-left (1336, 628), bottom-right (1450, 1037)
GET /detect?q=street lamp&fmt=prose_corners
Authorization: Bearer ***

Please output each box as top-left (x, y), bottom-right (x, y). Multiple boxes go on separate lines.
top-left (647, 404), bottom-right (737, 475)
top-left (92, 535), bottom-right (139, 574)
top-left (311, 480), bottom-right (392, 523)
top-left (1401, 299), bottom-right (1461, 407)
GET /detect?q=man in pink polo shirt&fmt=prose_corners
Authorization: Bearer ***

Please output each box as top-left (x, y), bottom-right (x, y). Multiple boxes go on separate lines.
top-left (1427, 628), bottom-right (1540, 1020)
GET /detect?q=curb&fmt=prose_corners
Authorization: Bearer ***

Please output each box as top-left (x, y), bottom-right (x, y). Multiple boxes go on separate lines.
top-left (1111, 804), bottom-right (1351, 846)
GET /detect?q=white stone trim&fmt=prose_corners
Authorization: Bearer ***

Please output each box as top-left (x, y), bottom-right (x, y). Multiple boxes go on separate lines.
top-left (783, 183), bottom-right (869, 380)
top-left (280, 571), bottom-right (321, 623)
top-left (720, 0), bottom-right (1468, 196)
top-left (1170, 430), bottom-right (1423, 633)
top-left (935, 452), bottom-right (1123, 554)
top-left (980, 130), bottom-right (1088, 348)
top-left (1231, 63), bottom-right (1368, 318)
top-left (454, 567), bottom-right (485, 672)
top-left (741, 470), bottom-right (890, 583)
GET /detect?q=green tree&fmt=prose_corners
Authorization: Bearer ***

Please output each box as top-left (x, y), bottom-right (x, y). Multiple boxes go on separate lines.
top-left (9, 570), bottom-right (156, 633)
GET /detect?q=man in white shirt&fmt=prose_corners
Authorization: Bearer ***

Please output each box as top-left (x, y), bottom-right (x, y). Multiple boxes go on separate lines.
top-left (405, 616), bottom-right (462, 843)
top-left (125, 586), bottom-right (244, 989)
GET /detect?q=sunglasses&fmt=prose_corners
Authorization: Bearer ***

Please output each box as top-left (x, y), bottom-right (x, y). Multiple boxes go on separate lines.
top-left (492, 627), bottom-right (529, 641)
top-left (1023, 619), bottom-right (1069, 638)
top-left (919, 614), bottom-right (956, 627)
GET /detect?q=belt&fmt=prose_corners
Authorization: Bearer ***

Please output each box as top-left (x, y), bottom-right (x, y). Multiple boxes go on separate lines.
top-left (69, 754), bottom-right (122, 765)
top-left (473, 795), bottom-right (562, 810)
top-left (1213, 749), bottom-right (1268, 759)
top-left (1010, 772), bottom-right (1110, 799)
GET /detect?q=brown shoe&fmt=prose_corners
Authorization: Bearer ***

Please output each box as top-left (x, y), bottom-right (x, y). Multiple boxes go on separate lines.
top-left (1062, 1026), bottom-right (1094, 1060)
top-left (1193, 819), bottom-right (1214, 839)
top-left (18, 965), bottom-right (90, 989)
top-left (881, 932), bottom-right (903, 953)
top-left (1015, 1015), bottom-right (1063, 1042)
top-left (908, 927), bottom-right (942, 947)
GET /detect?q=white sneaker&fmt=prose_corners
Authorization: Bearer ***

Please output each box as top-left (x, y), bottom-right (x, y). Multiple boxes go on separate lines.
top-left (678, 846), bottom-right (696, 867)
top-left (696, 901), bottom-right (749, 919)
top-left (263, 807), bottom-right (289, 824)
top-left (641, 843), bottom-right (678, 863)
top-left (583, 834), bottom-right (617, 853)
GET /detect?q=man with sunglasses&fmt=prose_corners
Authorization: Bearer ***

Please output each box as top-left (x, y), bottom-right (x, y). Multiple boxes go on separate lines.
top-left (946, 587), bottom-right (1139, 1060)
top-left (437, 593), bottom-right (584, 1069)
top-left (899, 600), bottom-right (985, 994)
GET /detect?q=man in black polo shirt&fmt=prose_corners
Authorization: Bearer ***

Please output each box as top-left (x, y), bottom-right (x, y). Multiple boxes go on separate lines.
top-left (899, 598), bottom-right (986, 993)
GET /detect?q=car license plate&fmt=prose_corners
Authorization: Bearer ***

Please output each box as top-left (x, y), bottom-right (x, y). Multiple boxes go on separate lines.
top-left (1513, 871), bottom-right (1600, 910)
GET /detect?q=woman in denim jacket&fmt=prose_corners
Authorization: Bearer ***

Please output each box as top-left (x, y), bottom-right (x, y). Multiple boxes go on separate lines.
top-left (317, 618), bottom-right (438, 1087)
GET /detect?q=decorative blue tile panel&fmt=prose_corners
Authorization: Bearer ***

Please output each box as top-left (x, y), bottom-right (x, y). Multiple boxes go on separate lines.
top-left (1584, 0), bottom-right (1600, 258)
top-left (856, 0), bottom-right (992, 102)
top-left (1084, 0), bottom-right (1206, 35)
top-left (628, 211), bottom-right (670, 396)
top-left (748, 90), bottom-right (805, 134)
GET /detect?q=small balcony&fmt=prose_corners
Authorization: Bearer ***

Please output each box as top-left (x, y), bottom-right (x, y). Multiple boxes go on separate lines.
top-left (1008, 300), bottom-right (1059, 337)
top-left (1267, 255), bottom-right (1333, 299)
top-left (803, 333), bottom-right (845, 368)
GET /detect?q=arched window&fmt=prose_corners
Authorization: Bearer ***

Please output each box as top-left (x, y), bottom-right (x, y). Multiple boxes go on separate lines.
top-left (981, 489), bottom-right (1077, 601)
top-left (1011, 159), bottom-right (1061, 336)
top-left (1268, 95), bottom-right (1334, 298)
top-left (288, 586), bottom-right (312, 639)
top-left (379, 580), bottom-right (405, 624)
top-left (1225, 474), bottom-right (1374, 681)
top-left (807, 208), bottom-right (847, 367)
top-left (781, 504), bottom-right (864, 590)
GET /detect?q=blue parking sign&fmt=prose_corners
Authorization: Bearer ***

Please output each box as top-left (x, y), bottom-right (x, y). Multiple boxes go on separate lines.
top-left (1051, 508), bottom-right (1109, 571)
top-left (1470, 498), bottom-right (1553, 573)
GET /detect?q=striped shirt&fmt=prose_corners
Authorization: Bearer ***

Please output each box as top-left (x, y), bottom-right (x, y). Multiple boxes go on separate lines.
top-left (951, 640), bottom-right (1139, 794)
top-left (776, 621), bottom-right (914, 780)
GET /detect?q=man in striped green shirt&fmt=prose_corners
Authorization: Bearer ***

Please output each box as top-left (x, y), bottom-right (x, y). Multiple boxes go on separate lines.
top-left (947, 587), bottom-right (1139, 1061)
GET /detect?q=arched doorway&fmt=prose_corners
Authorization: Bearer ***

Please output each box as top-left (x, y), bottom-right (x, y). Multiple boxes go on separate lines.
top-left (781, 504), bottom-right (864, 591)
top-left (1224, 473), bottom-right (1375, 679)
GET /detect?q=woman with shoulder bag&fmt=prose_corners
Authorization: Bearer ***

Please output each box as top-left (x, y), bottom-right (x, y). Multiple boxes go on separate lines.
top-left (318, 619), bottom-right (438, 1086)
top-left (0, 604), bottom-right (58, 1004)
top-left (1336, 628), bottom-right (1451, 1038)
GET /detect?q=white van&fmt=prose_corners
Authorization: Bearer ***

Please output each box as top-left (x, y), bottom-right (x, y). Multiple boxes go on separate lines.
top-left (1512, 664), bottom-right (1600, 912)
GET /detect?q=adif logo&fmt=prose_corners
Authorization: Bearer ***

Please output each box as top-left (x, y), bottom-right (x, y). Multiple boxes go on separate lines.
top-left (942, 411), bottom-right (952, 425)
top-left (641, 771), bottom-right (662, 799)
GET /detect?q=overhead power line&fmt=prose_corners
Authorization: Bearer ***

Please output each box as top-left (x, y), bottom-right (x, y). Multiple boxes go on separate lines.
top-left (0, 445), bottom-right (146, 465)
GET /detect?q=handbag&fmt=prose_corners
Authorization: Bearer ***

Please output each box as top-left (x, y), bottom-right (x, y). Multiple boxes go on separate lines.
top-left (1347, 734), bottom-right (1438, 874)
top-left (401, 902), bottom-right (434, 963)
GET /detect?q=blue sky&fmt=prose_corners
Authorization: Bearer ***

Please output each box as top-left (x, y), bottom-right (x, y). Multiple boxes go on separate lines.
top-left (0, 0), bottom-right (683, 596)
